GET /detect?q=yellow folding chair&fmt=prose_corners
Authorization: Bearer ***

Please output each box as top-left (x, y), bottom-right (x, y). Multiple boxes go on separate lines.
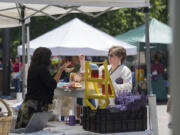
top-left (84, 61), bottom-right (115, 110)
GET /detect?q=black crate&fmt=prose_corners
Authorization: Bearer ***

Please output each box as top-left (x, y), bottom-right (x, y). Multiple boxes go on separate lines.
top-left (82, 106), bottom-right (147, 133)
top-left (135, 119), bottom-right (142, 131)
top-left (127, 120), bottom-right (136, 131)
top-left (122, 119), bottom-right (128, 132)
top-left (115, 121), bottom-right (122, 132)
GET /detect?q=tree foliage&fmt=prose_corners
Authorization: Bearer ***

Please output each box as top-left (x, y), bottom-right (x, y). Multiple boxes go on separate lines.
top-left (0, 0), bottom-right (168, 57)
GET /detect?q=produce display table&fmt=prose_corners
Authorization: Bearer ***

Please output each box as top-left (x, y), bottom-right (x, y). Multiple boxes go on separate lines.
top-left (9, 87), bottom-right (152, 135)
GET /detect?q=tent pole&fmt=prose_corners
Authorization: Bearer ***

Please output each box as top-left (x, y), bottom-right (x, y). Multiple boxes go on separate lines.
top-left (21, 6), bottom-right (26, 99)
top-left (2, 29), bottom-right (11, 96)
top-left (27, 25), bottom-right (30, 67)
top-left (170, 0), bottom-right (180, 134)
top-left (137, 43), bottom-right (140, 90)
top-left (144, 8), bottom-right (159, 135)
top-left (23, 25), bottom-right (30, 96)
top-left (144, 8), bottom-right (151, 95)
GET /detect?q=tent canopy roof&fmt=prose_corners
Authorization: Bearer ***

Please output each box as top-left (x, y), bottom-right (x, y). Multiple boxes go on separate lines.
top-left (116, 18), bottom-right (172, 45)
top-left (18, 18), bottom-right (137, 56)
top-left (0, 1), bottom-right (149, 22)
top-left (0, 16), bottom-right (30, 28)
top-left (0, 0), bottom-right (150, 8)
top-left (0, 0), bottom-right (149, 28)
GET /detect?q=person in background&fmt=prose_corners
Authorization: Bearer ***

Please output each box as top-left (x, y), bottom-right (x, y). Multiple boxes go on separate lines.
top-left (11, 57), bottom-right (23, 92)
top-left (59, 56), bottom-right (74, 82)
top-left (151, 53), bottom-right (167, 101)
top-left (72, 54), bottom-right (98, 82)
top-left (151, 54), bottom-right (164, 80)
top-left (15, 47), bottom-right (71, 129)
top-left (0, 58), bottom-right (2, 68)
top-left (78, 54), bottom-right (98, 72)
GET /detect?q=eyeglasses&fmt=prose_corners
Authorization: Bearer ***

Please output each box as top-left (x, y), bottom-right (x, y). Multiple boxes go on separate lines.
top-left (108, 54), bottom-right (115, 57)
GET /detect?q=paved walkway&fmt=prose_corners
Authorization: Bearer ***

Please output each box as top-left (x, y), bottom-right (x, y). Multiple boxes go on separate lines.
top-left (157, 105), bottom-right (172, 135)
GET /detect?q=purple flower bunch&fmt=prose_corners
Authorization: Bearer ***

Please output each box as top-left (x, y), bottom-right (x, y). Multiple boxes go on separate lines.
top-left (108, 91), bottom-right (147, 111)
top-left (106, 104), bottom-right (128, 111)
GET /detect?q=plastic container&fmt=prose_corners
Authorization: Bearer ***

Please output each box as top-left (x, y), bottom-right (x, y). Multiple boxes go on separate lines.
top-left (16, 92), bottom-right (23, 103)
top-left (68, 110), bottom-right (76, 126)
top-left (82, 106), bottom-right (147, 133)
top-left (69, 115), bottom-right (76, 126)
top-left (91, 70), bottom-right (99, 78)
top-left (102, 84), bottom-right (112, 95)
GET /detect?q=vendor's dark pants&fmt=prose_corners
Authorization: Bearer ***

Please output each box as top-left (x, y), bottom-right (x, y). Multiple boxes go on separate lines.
top-left (15, 99), bottom-right (48, 129)
top-left (14, 79), bottom-right (20, 92)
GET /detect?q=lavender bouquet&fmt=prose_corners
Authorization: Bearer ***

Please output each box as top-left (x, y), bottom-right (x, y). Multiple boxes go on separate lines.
top-left (107, 91), bottom-right (147, 112)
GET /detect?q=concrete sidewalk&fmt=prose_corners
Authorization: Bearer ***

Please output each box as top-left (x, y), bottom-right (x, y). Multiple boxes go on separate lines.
top-left (157, 105), bottom-right (172, 135)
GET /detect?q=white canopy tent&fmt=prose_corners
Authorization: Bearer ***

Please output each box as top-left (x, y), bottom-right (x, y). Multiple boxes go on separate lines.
top-left (17, 18), bottom-right (137, 56)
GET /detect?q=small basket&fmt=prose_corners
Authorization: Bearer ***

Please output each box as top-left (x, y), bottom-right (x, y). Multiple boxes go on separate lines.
top-left (0, 98), bottom-right (12, 135)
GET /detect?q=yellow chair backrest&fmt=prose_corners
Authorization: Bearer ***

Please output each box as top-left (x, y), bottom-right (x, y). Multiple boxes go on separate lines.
top-left (84, 61), bottom-right (115, 110)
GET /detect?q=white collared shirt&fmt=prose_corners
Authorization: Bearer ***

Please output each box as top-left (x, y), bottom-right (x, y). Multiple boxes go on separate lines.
top-left (99, 64), bottom-right (132, 95)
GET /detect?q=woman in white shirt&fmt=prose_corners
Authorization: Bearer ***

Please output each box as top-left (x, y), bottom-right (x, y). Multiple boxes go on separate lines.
top-left (98, 46), bottom-right (132, 105)
top-left (99, 46), bottom-right (132, 95)
top-left (76, 46), bottom-right (132, 94)
top-left (75, 47), bottom-right (132, 105)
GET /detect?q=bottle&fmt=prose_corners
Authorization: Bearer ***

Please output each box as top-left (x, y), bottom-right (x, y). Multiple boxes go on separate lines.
top-left (69, 110), bottom-right (76, 126)
top-left (91, 64), bottom-right (99, 78)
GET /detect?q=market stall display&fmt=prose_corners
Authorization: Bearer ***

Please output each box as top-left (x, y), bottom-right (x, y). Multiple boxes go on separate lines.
top-left (83, 92), bottom-right (147, 133)
top-left (83, 106), bottom-right (147, 133)
top-left (53, 87), bottom-right (150, 135)
top-left (80, 61), bottom-right (148, 133)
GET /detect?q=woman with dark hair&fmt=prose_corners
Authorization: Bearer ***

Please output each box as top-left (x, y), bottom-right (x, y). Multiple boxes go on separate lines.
top-left (15, 47), bottom-right (71, 129)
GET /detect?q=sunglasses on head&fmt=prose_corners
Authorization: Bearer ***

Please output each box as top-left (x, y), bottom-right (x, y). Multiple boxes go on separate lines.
top-left (108, 54), bottom-right (115, 57)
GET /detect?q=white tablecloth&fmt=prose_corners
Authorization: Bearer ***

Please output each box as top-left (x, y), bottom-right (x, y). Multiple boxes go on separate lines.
top-left (53, 87), bottom-right (85, 117)
top-left (10, 122), bottom-right (153, 135)
top-left (54, 87), bottom-right (85, 98)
